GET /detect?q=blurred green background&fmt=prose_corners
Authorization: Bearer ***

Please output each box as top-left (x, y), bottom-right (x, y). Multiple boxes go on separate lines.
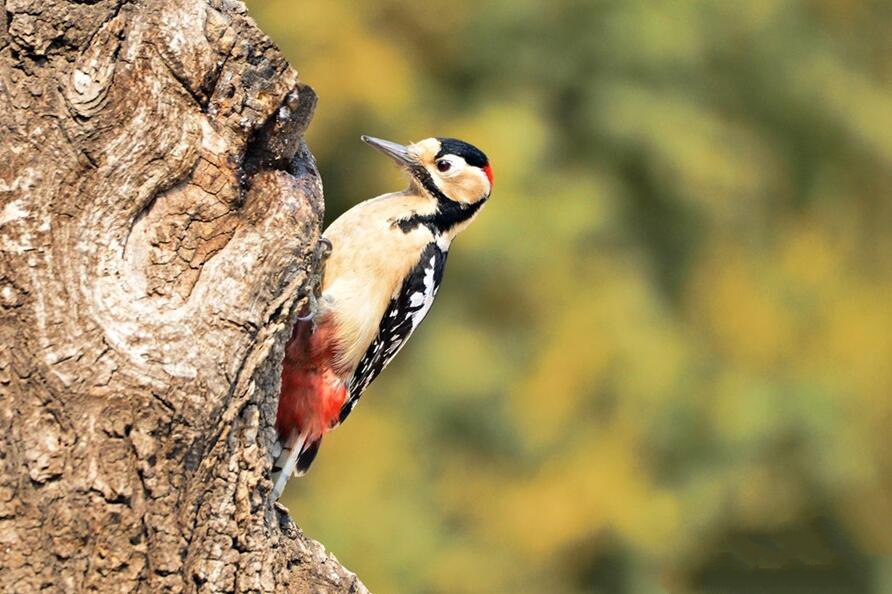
top-left (248, 1), bottom-right (892, 592)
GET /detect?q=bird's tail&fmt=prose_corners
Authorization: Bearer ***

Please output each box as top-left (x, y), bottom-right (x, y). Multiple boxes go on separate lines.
top-left (271, 430), bottom-right (306, 499)
top-left (270, 429), bottom-right (322, 499)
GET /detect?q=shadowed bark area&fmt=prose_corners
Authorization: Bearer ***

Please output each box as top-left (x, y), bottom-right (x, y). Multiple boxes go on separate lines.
top-left (0, 0), bottom-right (368, 592)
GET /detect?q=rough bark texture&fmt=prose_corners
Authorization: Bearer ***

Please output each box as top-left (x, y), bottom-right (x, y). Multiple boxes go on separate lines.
top-left (0, 1), bottom-right (368, 592)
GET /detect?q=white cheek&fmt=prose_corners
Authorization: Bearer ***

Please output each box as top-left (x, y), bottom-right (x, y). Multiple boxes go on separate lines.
top-left (462, 168), bottom-right (489, 198)
top-left (435, 155), bottom-right (467, 179)
top-left (441, 164), bottom-right (465, 180)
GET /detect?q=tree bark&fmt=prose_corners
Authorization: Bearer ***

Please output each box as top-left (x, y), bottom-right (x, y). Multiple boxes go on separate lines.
top-left (0, 0), bottom-right (367, 592)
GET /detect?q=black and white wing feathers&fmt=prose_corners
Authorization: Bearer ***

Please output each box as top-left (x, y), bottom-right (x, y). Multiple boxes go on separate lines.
top-left (339, 242), bottom-right (447, 424)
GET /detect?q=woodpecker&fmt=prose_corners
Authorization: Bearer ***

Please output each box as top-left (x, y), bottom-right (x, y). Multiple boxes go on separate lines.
top-left (271, 135), bottom-right (493, 498)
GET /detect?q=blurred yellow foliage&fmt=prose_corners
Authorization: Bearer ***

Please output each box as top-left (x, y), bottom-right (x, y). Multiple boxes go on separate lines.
top-left (249, 1), bottom-right (892, 592)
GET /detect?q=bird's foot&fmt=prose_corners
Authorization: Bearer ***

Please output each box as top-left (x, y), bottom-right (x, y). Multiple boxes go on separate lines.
top-left (296, 237), bottom-right (332, 323)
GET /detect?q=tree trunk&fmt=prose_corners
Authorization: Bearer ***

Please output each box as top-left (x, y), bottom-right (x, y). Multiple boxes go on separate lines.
top-left (0, 0), bottom-right (367, 592)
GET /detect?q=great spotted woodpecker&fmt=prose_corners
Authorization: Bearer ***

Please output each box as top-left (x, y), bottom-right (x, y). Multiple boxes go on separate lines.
top-left (271, 136), bottom-right (493, 498)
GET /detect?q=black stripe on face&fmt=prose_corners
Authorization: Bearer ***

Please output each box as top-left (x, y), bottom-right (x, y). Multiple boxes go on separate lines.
top-left (435, 138), bottom-right (489, 168)
top-left (399, 164), bottom-right (487, 234)
top-left (409, 163), bottom-right (450, 204)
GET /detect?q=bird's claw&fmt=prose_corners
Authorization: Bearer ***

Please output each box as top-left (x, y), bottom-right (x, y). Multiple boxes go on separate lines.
top-left (296, 237), bottom-right (333, 324)
top-left (315, 237), bottom-right (333, 267)
top-left (295, 292), bottom-right (317, 322)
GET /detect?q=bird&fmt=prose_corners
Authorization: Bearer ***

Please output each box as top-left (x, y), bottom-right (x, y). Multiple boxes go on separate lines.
top-left (270, 135), bottom-right (494, 498)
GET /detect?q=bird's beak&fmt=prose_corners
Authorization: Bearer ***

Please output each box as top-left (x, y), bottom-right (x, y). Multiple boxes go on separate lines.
top-left (361, 135), bottom-right (415, 167)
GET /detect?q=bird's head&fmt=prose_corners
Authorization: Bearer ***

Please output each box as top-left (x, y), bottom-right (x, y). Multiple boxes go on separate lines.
top-left (361, 135), bottom-right (493, 207)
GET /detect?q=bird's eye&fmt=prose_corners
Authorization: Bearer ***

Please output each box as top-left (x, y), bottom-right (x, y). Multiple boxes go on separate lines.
top-left (436, 159), bottom-right (452, 173)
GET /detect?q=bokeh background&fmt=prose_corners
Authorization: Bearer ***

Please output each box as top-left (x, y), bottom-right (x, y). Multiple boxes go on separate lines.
top-left (247, 1), bottom-right (892, 592)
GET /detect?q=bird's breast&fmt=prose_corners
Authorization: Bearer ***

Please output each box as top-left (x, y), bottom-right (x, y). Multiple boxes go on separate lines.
top-left (321, 216), bottom-right (435, 374)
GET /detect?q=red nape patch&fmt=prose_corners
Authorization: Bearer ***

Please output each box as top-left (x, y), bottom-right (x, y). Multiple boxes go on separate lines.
top-left (483, 164), bottom-right (494, 186)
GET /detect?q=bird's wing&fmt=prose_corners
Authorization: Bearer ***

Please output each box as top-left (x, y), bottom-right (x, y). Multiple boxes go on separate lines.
top-left (339, 242), bottom-right (447, 424)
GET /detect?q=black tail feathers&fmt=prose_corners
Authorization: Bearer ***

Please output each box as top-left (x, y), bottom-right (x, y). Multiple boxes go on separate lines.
top-left (296, 438), bottom-right (321, 475)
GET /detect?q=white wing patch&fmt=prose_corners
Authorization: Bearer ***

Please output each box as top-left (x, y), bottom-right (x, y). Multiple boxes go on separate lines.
top-left (411, 255), bottom-right (438, 331)
top-left (340, 244), bottom-right (448, 425)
